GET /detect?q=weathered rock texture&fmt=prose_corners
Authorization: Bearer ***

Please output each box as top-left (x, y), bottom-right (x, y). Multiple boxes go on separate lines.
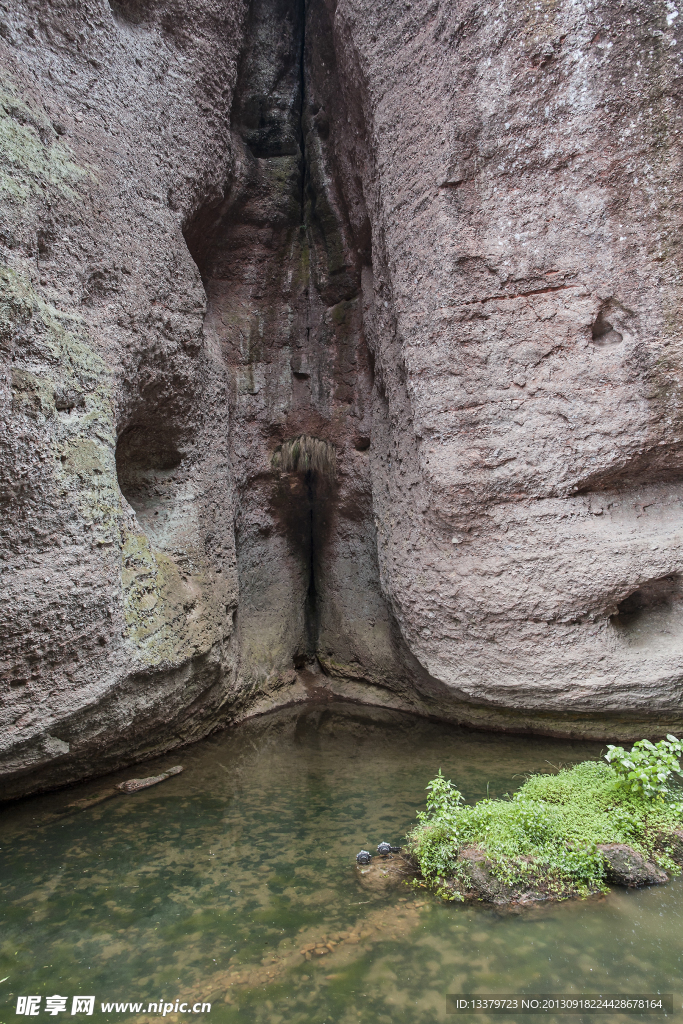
top-left (443, 843), bottom-right (670, 905)
top-left (2, 0), bottom-right (683, 798)
top-left (597, 844), bottom-right (668, 887)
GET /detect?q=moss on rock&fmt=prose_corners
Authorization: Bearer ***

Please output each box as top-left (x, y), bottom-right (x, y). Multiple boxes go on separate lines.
top-left (408, 758), bottom-right (683, 904)
top-left (121, 528), bottom-right (218, 668)
top-left (0, 73), bottom-right (91, 203)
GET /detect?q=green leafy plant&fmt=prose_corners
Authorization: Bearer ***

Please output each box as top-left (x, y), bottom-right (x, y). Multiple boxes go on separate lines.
top-left (409, 770), bottom-right (463, 888)
top-left (407, 753), bottom-right (683, 902)
top-left (605, 735), bottom-right (683, 802)
top-left (420, 769), bottom-right (463, 827)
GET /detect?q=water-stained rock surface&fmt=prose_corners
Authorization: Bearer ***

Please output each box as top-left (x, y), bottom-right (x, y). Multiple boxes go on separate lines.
top-left (3, 0), bottom-right (683, 798)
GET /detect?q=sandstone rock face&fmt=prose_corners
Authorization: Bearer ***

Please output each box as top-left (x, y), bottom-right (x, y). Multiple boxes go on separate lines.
top-left (2, 0), bottom-right (683, 798)
top-left (0, 0), bottom-right (247, 797)
top-left (356, 0), bottom-right (683, 737)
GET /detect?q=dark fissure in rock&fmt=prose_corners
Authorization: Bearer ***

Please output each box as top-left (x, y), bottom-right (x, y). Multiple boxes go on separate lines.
top-left (182, 0), bottom-right (402, 692)
top-left (297, 0), bottom-right (306, 217)
top-left (288, 472), bottom-right (324, 669)
top-left (270, 435), bottom-right (338, 669)
top-left (289, 0), bottom-right (322, 667)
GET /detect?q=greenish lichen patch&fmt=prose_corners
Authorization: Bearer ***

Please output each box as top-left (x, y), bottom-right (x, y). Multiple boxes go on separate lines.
top-left (0, 266), bottom-right (223, 669)
top-left (121, 529), bottom-right (218, 667)
top-left (0, 73), bottom-right (92, 206)
top-left (2, 265), bottom-right (120, 542)
top-left (2, 263), bottom-right (109, 392)
top-left (330, 298), bottom-right (355, 328)
top-left (0, 264), bottom-right (33, 353)
top-left (11, 366), bottom-right (54, 418)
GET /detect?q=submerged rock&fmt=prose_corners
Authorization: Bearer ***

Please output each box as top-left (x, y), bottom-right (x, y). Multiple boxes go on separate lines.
top-left (116, 766), bottom-right (183, 794)
top-left (356, 853), bottom-right (418, 892)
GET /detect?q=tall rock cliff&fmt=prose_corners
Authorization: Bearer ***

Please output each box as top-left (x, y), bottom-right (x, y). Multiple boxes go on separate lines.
top-left (2, 0), bottom-right (683, 798)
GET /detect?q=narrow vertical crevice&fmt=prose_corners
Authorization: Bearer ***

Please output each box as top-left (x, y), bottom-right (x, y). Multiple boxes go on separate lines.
top-left (183, 0), bottom-right (383, 693)
top-left (295, 0), bottom-right (323, 668)
top-left (291, 479), bottom-right (321, 669)
top-left (297, 0), bottom-right (307, 222)
top-left (273, 437), bottom-right (335, 670)
top-left (297, 470), bottom-right (327, 668)
top-left (304, 484), bottom-right (319, 662)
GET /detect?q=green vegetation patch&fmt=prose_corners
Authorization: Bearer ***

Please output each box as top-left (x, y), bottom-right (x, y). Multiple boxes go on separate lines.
top-left (407, 737), bottom-right (683, 902)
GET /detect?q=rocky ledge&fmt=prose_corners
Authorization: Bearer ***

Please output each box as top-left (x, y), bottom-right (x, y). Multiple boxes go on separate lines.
top-left (442, 842), bottom-right (674, 906)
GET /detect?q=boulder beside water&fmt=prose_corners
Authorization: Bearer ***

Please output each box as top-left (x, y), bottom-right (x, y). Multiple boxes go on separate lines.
top-left (454, 848), bottom-right (518, 904)
top-left (597, 844), bottom-right (668, 887)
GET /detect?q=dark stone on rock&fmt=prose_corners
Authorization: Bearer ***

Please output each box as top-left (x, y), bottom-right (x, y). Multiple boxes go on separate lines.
top-left (356, 850), bottom-right (372, 865)
top-left (116, 765), bottom-right (183, 794)
top-left (456, 847), bottom-right (517, 903)
top-left (655, 829), bottom-right (683, 864)
top-left (597, 844), bottom-right (668, 887)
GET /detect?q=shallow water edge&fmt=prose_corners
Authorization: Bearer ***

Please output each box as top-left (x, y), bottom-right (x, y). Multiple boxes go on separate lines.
top-left (1, 703), bottom-right (681, 1024)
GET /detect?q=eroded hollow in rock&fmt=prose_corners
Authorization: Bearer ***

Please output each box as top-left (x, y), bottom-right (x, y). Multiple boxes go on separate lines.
top-left (181, 0), bottom-right (400, 693)
top-left (591, 308), bottom-right (624, 346)
top-left (115, 423), bottom-right (183, 519)
top-left (612, 574), bottom-right (683, 629)
top-left (108, 0), bottom-right (151, 25)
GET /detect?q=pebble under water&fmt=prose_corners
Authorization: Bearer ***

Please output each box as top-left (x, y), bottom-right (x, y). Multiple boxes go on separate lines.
top-left (1, 702), bottom-right (681, 1024)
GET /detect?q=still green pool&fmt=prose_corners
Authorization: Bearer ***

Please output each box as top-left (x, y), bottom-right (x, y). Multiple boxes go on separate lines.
top-left (1, 703), bottom-right (681, 1023)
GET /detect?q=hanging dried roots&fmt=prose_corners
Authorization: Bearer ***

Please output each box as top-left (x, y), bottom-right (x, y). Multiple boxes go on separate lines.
top-left (272, 435), bottom-right (337, 478)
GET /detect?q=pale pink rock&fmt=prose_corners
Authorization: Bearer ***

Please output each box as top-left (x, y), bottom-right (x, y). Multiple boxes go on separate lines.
top-left (2, 0), bottom-right (683, 799)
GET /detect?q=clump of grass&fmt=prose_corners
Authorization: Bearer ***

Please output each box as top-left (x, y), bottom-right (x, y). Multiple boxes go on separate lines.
top-left (272, 435), bottom-right (336, 478)
top-left (407, 740), bottom-right (683, 902)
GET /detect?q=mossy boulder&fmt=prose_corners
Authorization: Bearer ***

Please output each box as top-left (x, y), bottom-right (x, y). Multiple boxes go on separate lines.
top-left (597, 845), bottom-right (668, 887)
top-left (408, 758), bottom-right (683, 905)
